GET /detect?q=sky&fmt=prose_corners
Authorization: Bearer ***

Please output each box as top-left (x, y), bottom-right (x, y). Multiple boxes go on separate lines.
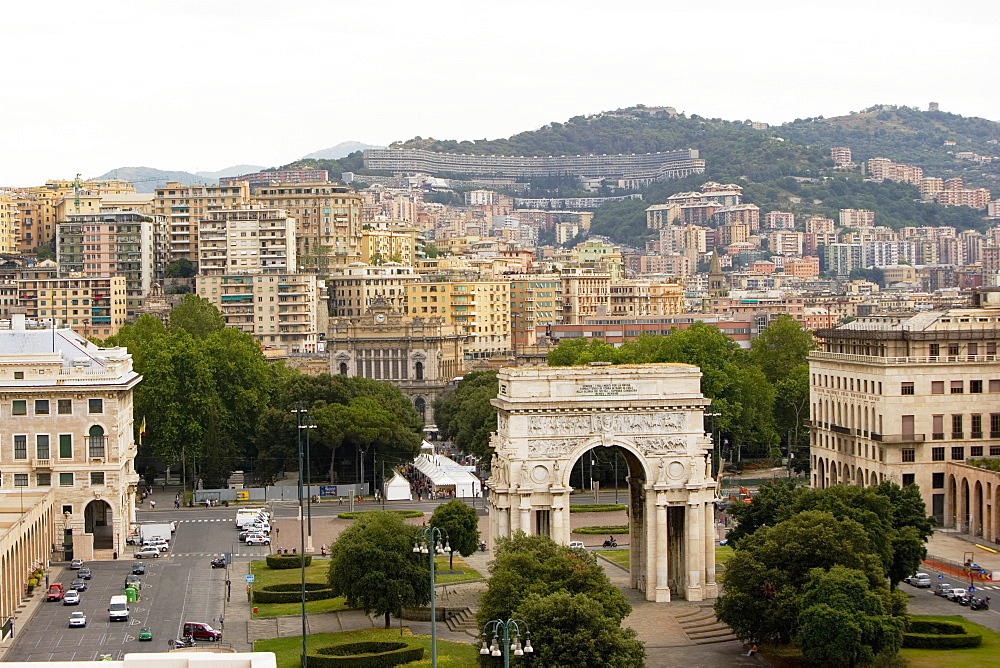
top-left (2, 0), bottom-right (999, 185)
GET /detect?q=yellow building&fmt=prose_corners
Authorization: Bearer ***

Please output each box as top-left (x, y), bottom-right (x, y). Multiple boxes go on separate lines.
top-left (251, 183), bottom-right (363, 274)
top-left (0, 191), bottom-right (19, 254)
top-left (361, 222), bottom-right (421, 265)
top-left (559, 267), bottom-right (612, 324)
top-left (608, 280), bottom-right (685, 318)
top-left (509, 273), bottom-right (561, 352)
top-left (154, 182), bottom-right (251, 263)
top-left (328, 264), bottom-right (419, 318)
top-left (572, 239), bottom-right (624, 282)
top-left (408, 279), bottom-right (510, 358)
top-left (17, 276), bottom-right (129, 339)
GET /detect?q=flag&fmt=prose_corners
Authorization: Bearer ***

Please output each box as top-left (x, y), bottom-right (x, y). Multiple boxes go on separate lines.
top-left (139, 417), bottom-right (146, 445)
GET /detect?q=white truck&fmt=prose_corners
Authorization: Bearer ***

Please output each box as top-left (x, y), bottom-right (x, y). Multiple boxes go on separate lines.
top-left (235, 508), bottom-right (268, 529)
top-left (128, 522), bottom-right (176, 545)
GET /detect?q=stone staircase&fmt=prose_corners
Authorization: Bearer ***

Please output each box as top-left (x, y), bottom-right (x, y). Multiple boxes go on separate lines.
top-left (675, 605), bottom-right (738, 645)
top-left (444, 607), bottom-right (479, 637)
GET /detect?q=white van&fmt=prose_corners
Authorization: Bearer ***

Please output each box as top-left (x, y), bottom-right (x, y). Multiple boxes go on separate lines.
top-left (108, 595), bottom-right (129, 621)
top-left (235, 508), bottom-right (267, 528)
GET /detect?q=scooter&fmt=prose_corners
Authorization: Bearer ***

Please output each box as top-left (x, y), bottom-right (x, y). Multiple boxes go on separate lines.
top-left (603, 538), bottom-right (618, 548)
top-left (169, 636), bottom-right (195, 648)
top-left (971, 596), bottom-right (991, 611)
top-left (210, 557), bottom-right (226, 569)
top-left (959, 594), bottom-right (974, 606)
top-left (479, 541), bottom-right (488, 552)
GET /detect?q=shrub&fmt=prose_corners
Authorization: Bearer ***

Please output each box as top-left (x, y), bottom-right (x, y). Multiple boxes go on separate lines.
top-left (902, 620), bottom-right (982, 649)
top-left (338, 510), bottom-right (424, 520)
top-left (266, 554), bottom-right (313, 569)
top-left (568, 504), bottom-right (627, 513)
top-left (253, 582), bottom-right (333, 604)
top-left (307, 641), bottom-right (424, 667)
top-left (572, 525), bottom-right (629, 535)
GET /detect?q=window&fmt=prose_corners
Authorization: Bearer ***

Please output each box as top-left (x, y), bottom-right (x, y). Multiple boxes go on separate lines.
top-left (931, 381), bottom-right (944, 395)
top-left (972, 414), bottom-right (982, 438)
top-left (993, 413), bottom-right (1000, 437)
top-left (35, 434), bottom-right (49, 459)
top-left (61, 505), bottom-right (72, 514)
top-left (59, 434), bottom-right (72, 458)
top-left (990, 380), bottom-right (1000, 393)
top-left (971, 380), bottom-right (983, 393)
top-left (901, 382), bottom-right (914, 395)
top-left (992, 446), bottom-right (1000, 456)
top-left (90, 471), bottom-right (105, 485)
top-left (971, 446), bottom-right (983, 457)
top-left (932, 447), bottom-right (945, 461)
top-left (952, 414), bottom-right (963, 437)
top-left (932, 415), bottom-right (944, 439)
top-left (951, 446), bottom-right (965, 461)
top-left (59, 472), bottom-right (74, 487)
top-left (14, 371), bottom-right (23, 379)
top-left (13, 434), bottom-right (27, 459)
top-left (58, 399), bottom-right (72, 414)
top-left (930, 343), bottom-right (940, 356)
top-left (36, 472), bottom-right (51, 486)
top-left (949, 344), bottom-right (960, 356)
top-left (12, 399), bottom-right (26, 415)
top-left (902, 473), bottom-right (915, 486)
top-left (34, 399), bottom-right (49, 415)
top-left (14, 474), bottom-right (28, 487)
top-left (902, 448), bottom-right (915, 462)
top-left (88, 399), bottom-right (103, 414)
top-left (951, 381), bottom-right (964, 394)
top-left (932, 472), bottom-right (945, 489)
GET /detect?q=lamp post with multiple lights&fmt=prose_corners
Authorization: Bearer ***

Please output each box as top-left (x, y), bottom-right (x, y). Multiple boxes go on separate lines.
top-left (480, 618), bottom-right (534, 668)
top-left (291, 402), bottom-right (309, 668)
top-left (413, 526), bottom-right (451, 667)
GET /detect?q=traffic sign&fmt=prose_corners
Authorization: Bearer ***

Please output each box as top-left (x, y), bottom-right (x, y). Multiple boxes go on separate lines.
top-left (245, 574), bottom-right (255, 583)
top-left (938, 574), bottom-right (944, 579)
top-left (969, 586), bottom-right (976, 592)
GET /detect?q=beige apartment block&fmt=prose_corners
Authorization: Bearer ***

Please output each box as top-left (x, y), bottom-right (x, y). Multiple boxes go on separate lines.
top-left (15, 195), bottom-right (46, 252)
top-left (251, 183), bottom-right (362, 273)
top-left (0, 191), bottom-right (18, 254)
top-left (360, 223), bottom-right (421, 265)
top-left (608, 280), bottom-right (684, 318)
top-left (407, 279), bottom-right (511, 358)
top-left (198, 205), bottom-right (297, 275)
top-left (839, 208), bottom-right (875, 228)
top-left (509, 273), bottom-right (561, 352)
top-left (18, 276), bottom-right (128, 339)
top-left (809, 288), bottom-right (1000, 526)
top-left (0, 314), bottom-right (141, 561)
top-left (560, 268), bottom-right (612, 324)
top-left (153, 182), bottom-right (250, 262)
top-left (327, 263), bottom-right (418, 318)
top-left (196, 273), bottom-right (321, 353)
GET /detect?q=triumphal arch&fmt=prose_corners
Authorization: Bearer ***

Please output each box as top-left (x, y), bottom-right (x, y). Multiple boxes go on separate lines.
top-left (487, 364), bottom-right (718, 602)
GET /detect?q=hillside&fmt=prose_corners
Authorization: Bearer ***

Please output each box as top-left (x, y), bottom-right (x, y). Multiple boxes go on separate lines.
top-left (91, 166), bottom-right (212, 192)
top-left (302, 141), bottom-right (382, 160)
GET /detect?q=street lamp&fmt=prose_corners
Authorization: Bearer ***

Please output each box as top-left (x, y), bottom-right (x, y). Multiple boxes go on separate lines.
top-left (480, 618), bottom-right (534, 668)
top-left (291, 401), bottom-right (309, 668)
top-left (413, 526), bottom-right (451, 667)
top-left (300, 418), bottom-right (317, 552)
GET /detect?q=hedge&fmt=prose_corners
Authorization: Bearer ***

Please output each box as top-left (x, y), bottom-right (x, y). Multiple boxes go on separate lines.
top-left (266, 554), bottom-right (313, 569)
top-left (253, 582), bottom-right (334, 604)
top-left (902, 620), bottom-right (982, 649)
top-left (573, 525), bottom-right (629, 535)
top-left (307, 641), bottom-right (424, 668)
top-left (568, 504), bottom-right (627, 513)
top-left (337, 510), bottom-right (424, 520)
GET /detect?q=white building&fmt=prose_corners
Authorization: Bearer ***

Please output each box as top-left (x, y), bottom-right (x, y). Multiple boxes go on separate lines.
top-left (198, 205), bottom-right (297, 275)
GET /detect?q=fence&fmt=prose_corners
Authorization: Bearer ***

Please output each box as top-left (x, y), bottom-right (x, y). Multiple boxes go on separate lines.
top-left (924, 553), bottom-right (995, 582)
top-left (192, 483), bottom-right (368, 504)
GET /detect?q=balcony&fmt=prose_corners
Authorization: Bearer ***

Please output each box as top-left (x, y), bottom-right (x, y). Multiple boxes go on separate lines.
top-left (874, 433), bottom-right (926, 443)
top-left (830, 424), bottom-right (851, 435)
top-left (32, 458), bottom-right (51, 468)
top-left (811, 351), bottom-right (999, 365)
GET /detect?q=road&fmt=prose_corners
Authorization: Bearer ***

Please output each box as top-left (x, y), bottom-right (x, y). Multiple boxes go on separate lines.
top-left (903, 561), bottom-right (1000, 632)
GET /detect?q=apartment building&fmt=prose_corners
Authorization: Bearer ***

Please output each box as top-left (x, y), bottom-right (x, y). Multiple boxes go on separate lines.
top-left (509, 273), bottom-right (561, 352)
top-left (0, 191), bottom-right (18, 254)
top-left (763, 211), bottom-right (795, 230)
top-left (153, 182), bottom-right (250, 263)
top-left (823, 243), bottom-right (863, 277)
top-left (14, 193), bottom-right (53, 252)
top-left (0, 314), bottom-right (141, 560)
top-left (809, 287), bottom-right (1000, 526)
top-left (197, 205), bottom-right (296, 275)
top-left (219, 169), bottom-right (329, 187)
top-left (608, 280), bottom-right (684, 318)
top-left (805, 217), bottom-right (836, 234)
top-left (56, 210), bottom-right (168, 316)
top-left (831, 147), bottom-right (853, 165)
top-left (406, 279), bottom-right (511, 358)
top-left (767, 231), bottom-right (804, 256)
top-left (251, 183), bottom-right (362, 273)
top-left (196, 273), bottom-right (321, 353)
top-left (327, 264), bottom-right (419, 318)
top-left (360, 223), bottom-right (421, 265)
top-left (17, 276), bottom-right (128, 339)
top-left (867, 157), bottom-right (923, 184)
top-left (839, 209), bottom-right (875, 228)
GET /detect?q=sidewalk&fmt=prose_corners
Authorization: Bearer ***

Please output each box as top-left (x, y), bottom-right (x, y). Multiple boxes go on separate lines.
top-left (0, 565), bottom-right (65, 661)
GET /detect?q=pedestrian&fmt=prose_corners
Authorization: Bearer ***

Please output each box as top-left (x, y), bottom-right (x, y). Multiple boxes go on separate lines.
top-left (338, 496), bottom-right (343, 506)
top-left (275, 527), bottom-right (279, 537)
top-left (218, 615), bottom-right (224, 630)
top-left (745, 644), bottom-right (758, 657)
top-left (174, 500), bottom-right (180, 509)
top-left (149, 500), bottom-right (155, 509)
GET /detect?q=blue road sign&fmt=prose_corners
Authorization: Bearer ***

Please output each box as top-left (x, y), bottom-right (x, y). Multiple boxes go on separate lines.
top-left (245, 574), bottom-right (255, 583)
top-left (969, 586), bottom-right (976, 592)
top-left (320, 485), bottom-right (338, 497)
top-left (938, 574), bottom-right (944, 579)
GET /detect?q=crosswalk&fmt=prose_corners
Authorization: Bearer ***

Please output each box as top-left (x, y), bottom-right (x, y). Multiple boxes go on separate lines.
top-left (171, 552), bottom-right (267, 558)
top-left (179, 518), bottom-right (232, 523)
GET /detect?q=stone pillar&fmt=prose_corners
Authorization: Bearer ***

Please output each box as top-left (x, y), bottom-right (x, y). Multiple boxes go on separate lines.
top-left (519, 496), bottom-right (532, 536)
top-left (500, 503), bottom-right (510, 538)
top-left (654, 495), bottom-right (670, 602)
top-left (685, 502), bottom-right (703, 601)
top-left (552, 498), bottom-right (565, 545)
top-left (703, 500), bottom-right (718, 598)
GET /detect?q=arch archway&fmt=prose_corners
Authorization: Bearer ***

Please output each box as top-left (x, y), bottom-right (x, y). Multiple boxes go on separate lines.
top-left (974, 481), bottom-right (984, 537)
top-left (84, 499), bottom-right (113, 549)
top-left (961, 478), bottom-right (971, 534)
top-left (487, 365), bottom-right (716, 602)
top-left (414, 396), bottom-right (426, 421)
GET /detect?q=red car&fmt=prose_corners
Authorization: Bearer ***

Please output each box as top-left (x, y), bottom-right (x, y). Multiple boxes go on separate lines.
top-left (46, 583), bottom-right (64, 602)
top-left (183, 621), bottom-right (222, 641)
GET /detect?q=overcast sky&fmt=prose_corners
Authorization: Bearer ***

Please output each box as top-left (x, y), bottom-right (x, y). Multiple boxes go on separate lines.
top-left (2, 0), bottom-right (998, 185)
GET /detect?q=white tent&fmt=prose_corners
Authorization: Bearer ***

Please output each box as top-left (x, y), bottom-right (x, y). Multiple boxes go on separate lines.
top-left (412, 452), bottom-right (482, 498)
top-left (384, 472), bottom-right (412, 501)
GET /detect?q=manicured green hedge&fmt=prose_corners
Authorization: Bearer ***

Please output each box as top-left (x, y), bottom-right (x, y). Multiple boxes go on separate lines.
top-left (337, 510), bottom-right (424, 520)
top-left (902, 620), bottom-right (982, 649)
top-left (253, 582), bottom-right (333, 604)
top-left (307, 641), bottom-right (424, 667)
top-left (573, 525), bottom-right (629, 535)
top-left (568, 504), bottom-right (627, 513)
top-left (266, 554), bottom-right (313, 569)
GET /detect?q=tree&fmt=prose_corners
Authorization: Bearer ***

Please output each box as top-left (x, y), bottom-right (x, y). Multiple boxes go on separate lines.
top-left (168, 294), bottom-right (225, 339)
top-left (429, 500), bottom-right (479, 569)
top-left (433, 372), bottom-right (499, 459)
top-left (327, 511), bottom-right (429, 628)
top-left (515, 591), bottom-right (645, 668)
top-left (749, 315), bottom-right (817, 386)
top-left (165, 258), bottom-right (196, 278)
top-left (796, 567), bottom-right (904, 665)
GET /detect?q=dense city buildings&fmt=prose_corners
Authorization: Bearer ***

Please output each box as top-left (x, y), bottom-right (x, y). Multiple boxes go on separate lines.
top-left (17, 275), bottom-right (128, 339)
top-left (154, 182), bottom-right (250, 262)
top-left (197, 205), bottom-right (297, 274)
top-left (220, 169), bottom-right (329, 187)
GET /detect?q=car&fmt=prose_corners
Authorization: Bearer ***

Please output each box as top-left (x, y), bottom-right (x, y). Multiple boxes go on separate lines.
top-left (182, 621), bottom-right (222, 641)
top-left (68, 611), bottom-right (87, 627)
top-left (138, 626), bottom-right (153, 641)
top-left (246, 535), bottom-right (271, 546)
top-left (242, 532), bottom-right (267, 543)
top-left (568, 541), bottom-right (585, 549)
top-left (947, 588), bottom-right (969, 602)
top-left (71, 578), bottom-right (87, 592)
top-left (131, 561), bottom-right (146, 575)
top-left (63, 589), bottom-right (81, 605)
top-left (124, 574), bottom-right (142, 591)
top-left (77, 568), bottom-right (92, 580)
top-left (211, 557), bottom-right (226, 569)
top-left (143, 539), bottom-right (170, 552)
top-left (934, 583), bottom-right (953, 596)
top-left (905, 572), bottom-right (931, 588)
top-left (134, 547), bottom-right (161, 559)
top-left (46, 584), bottom-right (65, 602)
top-left (70, 558), bottom-right (84, 570)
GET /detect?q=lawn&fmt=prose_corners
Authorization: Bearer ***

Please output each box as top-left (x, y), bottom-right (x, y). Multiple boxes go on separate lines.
top-left (569, 503), bottom-right (627, 513)
top-left (432, 555), bottom-right (483, 584)
top-left (255, 627), bottom-right (479, 668)
top-left (715, 545), bottom-right (734, 570)
top-left (250, 558), bottom-right (348, 618)
top-left (900, 615), bottom-right (1000, 667)
top-left (600, 548), bottom-right (631, 569)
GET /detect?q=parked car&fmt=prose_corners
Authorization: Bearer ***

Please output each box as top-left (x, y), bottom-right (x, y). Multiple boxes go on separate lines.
top-left (124, 574), bottom-right (142, 591)
top-left (211, 557), bottom-right (226, 569)
top-left (71, 578), bottom-right (87, 592)
top-left (68, 611), bottom-right (87, 627)
top-left (947, 588), bottom-right (969, 602)
top-left (134, 547), bottom-right (161, 559)
top-left (182, 621), bottom-right (222, 641)
top-left (143, 539), bottom-right (170, 552)
top-left (934, 582), bottom-right (953, 596)
top-left (568, 541), bottom-right (585, 550)
top-left (46, 584), bottom-right (65, 602)
top-left (77, 568), bottom-right (92, 580)
top-left (904, 572), bottom-right (932, 588)
top-left (242, 532), bottom-right (267, 544)
top-left (246, 535), bottom-right (271, 546)
top-left (63, 590), bottom-right (81, 605)
top-left (70, 559), bottom-right (84, 570)
top-left (132, 562), bottom-right (146, 575)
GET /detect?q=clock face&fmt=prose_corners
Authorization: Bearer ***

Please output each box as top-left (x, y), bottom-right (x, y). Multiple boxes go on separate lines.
top-left (375, 313), bottom-right (386, 323)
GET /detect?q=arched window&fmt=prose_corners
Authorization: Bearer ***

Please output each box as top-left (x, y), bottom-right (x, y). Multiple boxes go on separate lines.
top-left (88, 425), bottom-right (105, 458)
top-left (415, 361), bottom-right (424, 380)
top-left (339, 362), bottom-right (348, 375)
top-left (415, 397), bottom-right (426, 420)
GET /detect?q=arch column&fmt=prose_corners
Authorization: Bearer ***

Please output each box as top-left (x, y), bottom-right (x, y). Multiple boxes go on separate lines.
top-left (551, 492), bottom-right (569, 545)
top-left (685, 501), bottom-right (704, 601)
top-left (654, 493), bottom-right (670, 602)
top-left (704, 500), bottom-right (718, 599)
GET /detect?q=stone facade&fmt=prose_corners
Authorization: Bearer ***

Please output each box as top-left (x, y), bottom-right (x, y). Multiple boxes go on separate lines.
top-left (488, 364), bottom-right (718, 602)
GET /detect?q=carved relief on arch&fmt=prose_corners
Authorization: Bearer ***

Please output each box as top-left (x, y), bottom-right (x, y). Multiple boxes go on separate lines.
top-left (497, 412), bottom-right (509, 434)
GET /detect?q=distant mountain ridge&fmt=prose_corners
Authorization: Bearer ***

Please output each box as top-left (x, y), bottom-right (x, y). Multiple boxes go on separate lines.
top-left (301, 141), bottom-right (382, 160)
